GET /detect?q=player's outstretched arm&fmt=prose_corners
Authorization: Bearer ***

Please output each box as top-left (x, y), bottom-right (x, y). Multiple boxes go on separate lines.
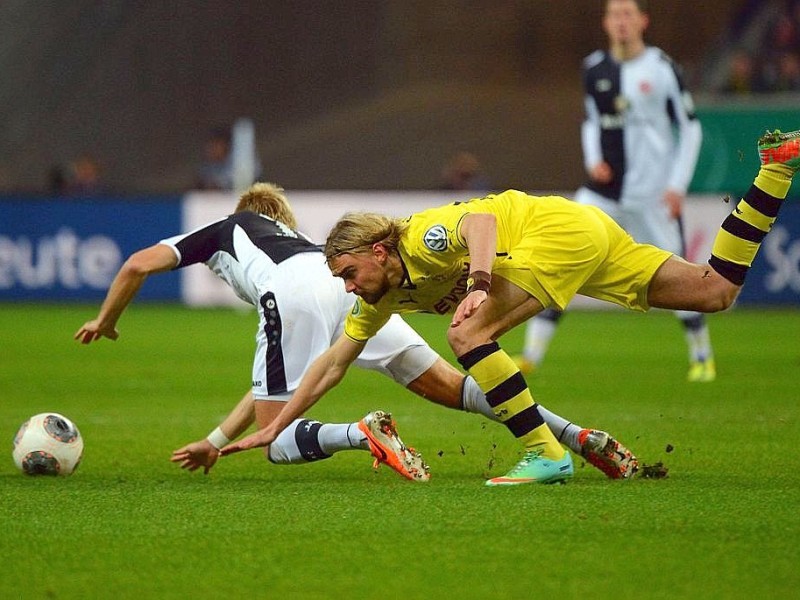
top-left (220, 335), bottom-right (364, 456)
top-left (74, 244), bottom-right (178, 344)
top-left (171, 390), bottom-right (256, 474)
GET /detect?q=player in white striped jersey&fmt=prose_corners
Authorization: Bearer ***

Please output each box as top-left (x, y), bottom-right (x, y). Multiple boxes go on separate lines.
top-left (518, 0), bottom-right (716, 382)
top-left (75, 182), bottom-right (639, 481)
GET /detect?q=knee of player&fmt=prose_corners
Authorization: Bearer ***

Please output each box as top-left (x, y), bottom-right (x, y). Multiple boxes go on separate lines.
top-left (700, 285), bottom-right (739, 313)
top-left (714, 287), bottom-right (739, 312)
top-left (446, 323), bottom-right (472, 355)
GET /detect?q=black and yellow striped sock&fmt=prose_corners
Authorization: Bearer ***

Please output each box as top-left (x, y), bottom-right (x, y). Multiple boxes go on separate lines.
top-left (709, 164), bottom-right (792, 285)
top-left (457, 341), bottom-right (563, 459)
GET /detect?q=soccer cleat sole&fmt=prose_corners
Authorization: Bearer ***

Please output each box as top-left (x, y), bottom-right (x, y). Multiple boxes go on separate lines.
top-left (485, 471), bottom-right (572, 486)
top-left (358, 411), bottom-right (430, 482)
top-left (485, 451), bottom-right (574, 487)
top-left (758, 129), bottom-right (800, 169)
top-left (578, 429), bottom-right (639, 480)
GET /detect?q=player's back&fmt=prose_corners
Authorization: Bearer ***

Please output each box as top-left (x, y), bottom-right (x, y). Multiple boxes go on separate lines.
top-left (161, 211), bottom-right (323, 305)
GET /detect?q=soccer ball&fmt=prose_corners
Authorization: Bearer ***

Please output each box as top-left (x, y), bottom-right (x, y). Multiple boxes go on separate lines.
top-left (12, 413), bottom-right (84, 476)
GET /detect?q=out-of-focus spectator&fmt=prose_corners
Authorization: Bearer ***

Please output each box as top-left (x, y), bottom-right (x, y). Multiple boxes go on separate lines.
top-left (195, 127), bottom-right (234, 191)
top-left (70, 155), bottom-right (103, 194)
top-left (439, 151), bottom-right (490, 191)
top-left (48, 165), bottom-right (69, 195)
top-left (718, 2), bottom-right (800, 95)
top-left (771, 7), bottom-right (800, 52)
top-left (49, 155), bottom-right (105, 195)
top-left (775, 50), bottom-right (800, 90)
top-left (195, 120), bottom-right (263, 192)
top-left (722, 50), bottom-right (761, 94)
top-left (761, 3), bottom-right (800, 92)
top-left (758, 4), bottom-right (800, 92)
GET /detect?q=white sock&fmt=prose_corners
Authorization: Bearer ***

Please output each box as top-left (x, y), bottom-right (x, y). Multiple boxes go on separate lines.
top-left (523, 316), bottom-right (558, 365)
top-left (318, 423), bottom-right (368, 454)
top-left (676, 311), bottom-right (713, 362)
top-left (461, 376), bottom-right (583, 454)
top-left (460, 375), bottom-right (497, 419)
top-left (536, 406), bottom-right (582, 454)
top-left (268, 419), bottom-right (366, 464)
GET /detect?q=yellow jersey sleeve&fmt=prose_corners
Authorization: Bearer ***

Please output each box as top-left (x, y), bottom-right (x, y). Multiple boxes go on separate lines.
top-left (342, 297), bottom-right (392, 343)
top-left (403, 201), bottom-right (476, 264)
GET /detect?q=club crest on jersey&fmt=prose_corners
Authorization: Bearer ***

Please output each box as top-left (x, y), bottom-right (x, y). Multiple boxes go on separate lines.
top-left (423, 225), bottom-right (448, 252)
top-left (596, 78), bottom-right (612, 93)
top-left (614, 95), bottom-right (629, 113)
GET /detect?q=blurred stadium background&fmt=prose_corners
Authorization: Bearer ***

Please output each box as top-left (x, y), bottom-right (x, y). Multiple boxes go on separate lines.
top-left (2, 6), bottom-right (798, 596)
top-left (0, 0), bottom-right (798, 308)
top-left (0, 0), bottom-right (795, 192)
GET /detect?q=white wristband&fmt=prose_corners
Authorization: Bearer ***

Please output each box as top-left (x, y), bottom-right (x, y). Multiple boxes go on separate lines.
top-left (206, 427), bottom-right (230, 450)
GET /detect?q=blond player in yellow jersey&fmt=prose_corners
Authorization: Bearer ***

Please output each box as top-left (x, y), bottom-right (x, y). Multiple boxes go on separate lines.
top-left (221, 130), bottom-right (800, 486)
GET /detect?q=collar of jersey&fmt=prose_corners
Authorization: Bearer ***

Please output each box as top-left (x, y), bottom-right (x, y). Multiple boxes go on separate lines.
top-left (397, 253), bottom-right (417, 290)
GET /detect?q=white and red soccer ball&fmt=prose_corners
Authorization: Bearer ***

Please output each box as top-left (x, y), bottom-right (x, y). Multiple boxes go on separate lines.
top-left (12, 413), bottom-right (84, 476)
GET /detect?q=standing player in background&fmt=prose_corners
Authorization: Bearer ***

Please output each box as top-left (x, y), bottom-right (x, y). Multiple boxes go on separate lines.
top-left (75, 183), bottom-right (640, 482)
top-left (517, 0), bottom-right (716, 382)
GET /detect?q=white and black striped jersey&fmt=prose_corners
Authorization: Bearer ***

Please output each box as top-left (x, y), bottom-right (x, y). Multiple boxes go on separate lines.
top-left (580, 46), bottom-right (702, 203)
top-left (160, 211), bottom-right (321, 306)
top-left (157, 211), bottom-right (435, 399)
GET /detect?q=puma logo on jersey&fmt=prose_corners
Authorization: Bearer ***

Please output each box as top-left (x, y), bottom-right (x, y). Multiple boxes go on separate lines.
top-left (398, 293), bottom-right (417, 304)
top-left (423, 225), bottom-right (448, 251)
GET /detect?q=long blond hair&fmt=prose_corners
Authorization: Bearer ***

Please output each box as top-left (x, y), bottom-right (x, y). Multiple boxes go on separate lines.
top-left (324, 212), bottom-right (408, 263)
top-left (235, 182), bottom-right (297, 230)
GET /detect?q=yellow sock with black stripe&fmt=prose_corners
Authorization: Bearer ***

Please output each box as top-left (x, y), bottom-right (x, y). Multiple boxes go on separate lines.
top-left (457, 341), bottom-right (564, 459)
top-left (709, 165), bottom-right (792, 285)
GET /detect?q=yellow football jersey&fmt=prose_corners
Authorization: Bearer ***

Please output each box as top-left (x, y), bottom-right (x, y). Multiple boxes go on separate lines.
top-left (343, 189), bottom-right (671, 342)
top-left (344, 190), bottom-right (534, 342)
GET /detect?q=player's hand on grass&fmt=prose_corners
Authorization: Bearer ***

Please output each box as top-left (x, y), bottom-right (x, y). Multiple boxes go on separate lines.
top-left (171, 440), bottom-right (219, 475)
top-left (219, 427), bottom-right (276, 456)
top-left (74, 319), bottom-right (119, 344)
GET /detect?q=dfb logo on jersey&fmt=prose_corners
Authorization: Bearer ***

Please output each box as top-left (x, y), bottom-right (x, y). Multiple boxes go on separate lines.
top-left (423, 225), bottom-right (448, 252)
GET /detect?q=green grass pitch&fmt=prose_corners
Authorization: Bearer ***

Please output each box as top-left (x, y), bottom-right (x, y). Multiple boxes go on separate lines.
top-left (1, 304), bottom-right (799, 599)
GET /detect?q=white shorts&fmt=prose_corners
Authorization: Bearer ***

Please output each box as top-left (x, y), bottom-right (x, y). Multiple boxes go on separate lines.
top-left (251, 253), bottom-right (437, 401)
top-left (574, 187), bottom-right (684, 256)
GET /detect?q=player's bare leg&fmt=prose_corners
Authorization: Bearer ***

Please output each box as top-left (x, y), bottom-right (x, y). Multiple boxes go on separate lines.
top-left (647, 256), bottom-right (739, 312)
top-left (650, 129), bottom-right (799, 312)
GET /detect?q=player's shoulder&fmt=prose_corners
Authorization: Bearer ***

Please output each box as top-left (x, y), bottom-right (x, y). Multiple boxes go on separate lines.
top-left (583, 49), bottom-right (608, 70)
top-left (403, 200), bottom-right (477, 254)
top-left (403, 211), bottom-right (452, 254)
top-left (408, 199), bottom-right (467, 225)
top-left (644, 46), bottom-right (688, 84)
top-left (228, 210), bottom-right (269, 226)
top-left (644, 46), bottom-right (677, 68)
